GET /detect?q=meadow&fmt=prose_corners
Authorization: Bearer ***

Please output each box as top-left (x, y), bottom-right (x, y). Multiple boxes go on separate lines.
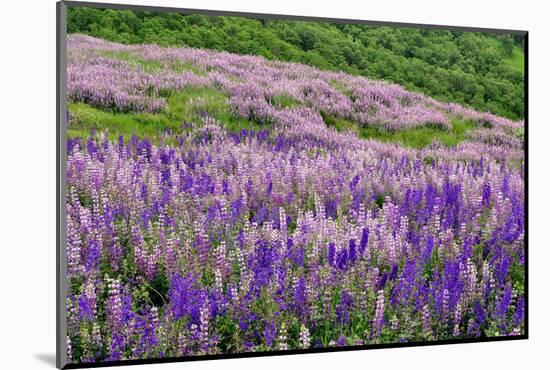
top-left (65, 32), bottom-right (525, 364)
top-left (67, 8), bottom-right (525, 120)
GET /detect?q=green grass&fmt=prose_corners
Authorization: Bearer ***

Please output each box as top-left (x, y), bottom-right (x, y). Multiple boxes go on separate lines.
top-left (170, 60), bottom-right (206, 75)
top-left (101, 50), bottom-right (163, 72)
top-left (484, 38), bottom-right (524, 75)
top-left (320, 111), bottom-right (476, 149)
top-left (507, 47), bottom-right (524, 73)
top-left (267, 94), bottom-right (301, 109)
top-left (68, 103), bottom-right (172, 141)
top-left (68, 87), bottom-right (262, 143)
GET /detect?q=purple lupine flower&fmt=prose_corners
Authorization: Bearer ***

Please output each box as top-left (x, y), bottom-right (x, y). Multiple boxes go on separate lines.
top-left (327, 242), bottom-right (336, 267)
top-left (498, 284), bottom-right (513, 318)
top-left (348, 239), bottom-right (357, 264)
top-left (264, 320), bottom-right (277, 348)
top-left (64, 34), bottom-right (524, 361)
top-left (359, 227), bottom-right (369, 256)
top-left (482, 183), bottom-right (491, 208)
top-left (373, 290), bottom-right (385, 337)
top-left (336, 248), bottom-right (348, 271)
top-left (514, 297), bottom-right (525, 326)
top-left (422, 304), bottom-right (432, 338)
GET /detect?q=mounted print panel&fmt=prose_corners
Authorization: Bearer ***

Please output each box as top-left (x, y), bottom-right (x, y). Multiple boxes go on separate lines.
top-left (57, 1), bottom-right (527, 368)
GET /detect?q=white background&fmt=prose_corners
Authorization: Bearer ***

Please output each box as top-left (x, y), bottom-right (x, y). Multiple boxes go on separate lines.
top-left (0, 0), bottom-right (548, 368)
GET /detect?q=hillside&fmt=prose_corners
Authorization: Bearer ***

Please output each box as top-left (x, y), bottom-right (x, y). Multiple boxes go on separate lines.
top-left (67, 34), bottom-right (523, 155)
top-left (67, 7), bottom-right (525, 120)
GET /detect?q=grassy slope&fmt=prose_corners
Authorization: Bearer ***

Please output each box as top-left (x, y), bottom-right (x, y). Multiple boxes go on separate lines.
top-left (320, 112), bottom-right (475, 149)
top-left (69, 90), bottom-right (477, 150)
top-left (485, 38), bottom-right (524, 73)
top-left (68, 87), bottom-right (262, 144)
top-left (68, 49), bottom-right (492, 149)
top-left (507, 46), bottom-right (525, 73)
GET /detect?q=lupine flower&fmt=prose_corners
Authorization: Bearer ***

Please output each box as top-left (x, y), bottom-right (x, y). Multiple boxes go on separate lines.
top-left (299, 324), bottom-right (311, 349)
top-left (278, 322), bottom-right (288, 351)
top-left (67, 336), bottom-right (72, 362)
top-left (199, 298), bottom-right (210, 353)
top-left (264, 320), bottom-right (277, 348)
top-left (422, 304), bottom-right (432, 338)
top-left (373, 290), bottom-right (386, 338)
top-left (64, 34), bottom-right (524, 363)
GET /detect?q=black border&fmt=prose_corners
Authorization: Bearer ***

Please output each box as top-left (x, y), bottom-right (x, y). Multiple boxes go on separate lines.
top-left (56, 1), bottom-right (529, 369)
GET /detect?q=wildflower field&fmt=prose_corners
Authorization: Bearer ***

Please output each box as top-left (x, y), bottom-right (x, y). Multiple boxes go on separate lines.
top-left (65, 28), bottom-right (525, 364)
